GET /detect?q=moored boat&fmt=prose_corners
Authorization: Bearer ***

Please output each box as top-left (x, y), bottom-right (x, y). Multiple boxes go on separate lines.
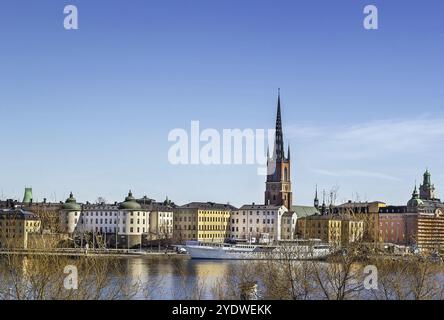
top-left (184, 241), bottom-right (332, 260)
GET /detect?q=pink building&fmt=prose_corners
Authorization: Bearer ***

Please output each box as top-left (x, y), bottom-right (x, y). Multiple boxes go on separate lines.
top-left (378, 206), bottom-right (407, 244)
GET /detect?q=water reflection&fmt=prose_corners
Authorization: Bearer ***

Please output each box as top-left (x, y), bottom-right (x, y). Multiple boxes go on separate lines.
top-left (3, 256), bottom-right (444, 300)
top-left (122, 257), bottom-right (244, 299)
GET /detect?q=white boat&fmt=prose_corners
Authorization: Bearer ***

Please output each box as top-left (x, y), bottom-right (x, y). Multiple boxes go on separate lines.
top-left (184, 241), bottom-right (332, 260)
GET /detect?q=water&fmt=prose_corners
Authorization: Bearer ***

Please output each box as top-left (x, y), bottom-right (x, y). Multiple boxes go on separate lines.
top-left (0, 255), bottom-right (250, 300)
top-left (2, 255), bottom-right (444, 300)
top-left (121, 257), bottom-right (247, 299)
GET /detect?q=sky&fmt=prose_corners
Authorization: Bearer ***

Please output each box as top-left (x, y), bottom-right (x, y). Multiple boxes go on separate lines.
top-left (0, 0), bottom-right (444, 207)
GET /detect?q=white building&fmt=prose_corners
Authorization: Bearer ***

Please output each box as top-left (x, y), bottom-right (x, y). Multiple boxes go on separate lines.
top-left (148, 204), bottom-right (174, 241)
top-left (80, 203), bottom-right (119, 235)
top-left (229, 204), bottom-right (287, 243)
top-left (60, 191), bottom-right (150, 248)
top-left (280, 211), bottom-right (297, 240)
top-left (60, 192), bottom-right (82, 234)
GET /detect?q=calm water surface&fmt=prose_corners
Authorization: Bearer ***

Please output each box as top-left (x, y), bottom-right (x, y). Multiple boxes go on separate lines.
top-left (3, 256), bottom-right (444, 300)
top-left (120, 257), bottom-right (247, 299)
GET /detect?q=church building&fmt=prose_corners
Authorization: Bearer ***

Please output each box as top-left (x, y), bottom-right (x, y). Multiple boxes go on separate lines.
top-left (264, 90), bottom-right (293, 210)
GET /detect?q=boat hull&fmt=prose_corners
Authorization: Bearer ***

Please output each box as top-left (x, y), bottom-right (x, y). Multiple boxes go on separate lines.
top-left (185, 244), bottom-right (331, 260)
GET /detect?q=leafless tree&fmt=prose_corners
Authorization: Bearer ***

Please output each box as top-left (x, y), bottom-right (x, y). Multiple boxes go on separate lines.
top-left (0, 253), bottom-right (139, 300)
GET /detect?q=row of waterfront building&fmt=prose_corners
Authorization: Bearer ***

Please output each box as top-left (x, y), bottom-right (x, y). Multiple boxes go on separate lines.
top-left (1, 168), bottom-right (443, 252)
top-left (1, 93), bottom-right (444, 252)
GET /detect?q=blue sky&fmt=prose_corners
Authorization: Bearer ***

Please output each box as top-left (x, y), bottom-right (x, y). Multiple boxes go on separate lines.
top-left (0, 0), bottom-right (444, 207)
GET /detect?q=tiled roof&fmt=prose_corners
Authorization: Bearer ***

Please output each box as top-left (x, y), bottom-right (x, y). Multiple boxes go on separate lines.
top-left (302, 214), bottom-right (357, 221)
top-left (179, 202), bottom-right (238, 211)
top-left (239, 204), bottom-right (283, 210)
top-left (337, 201), bottom-right (386, 207)
top-left (0, 209), bottom-right (39, 220)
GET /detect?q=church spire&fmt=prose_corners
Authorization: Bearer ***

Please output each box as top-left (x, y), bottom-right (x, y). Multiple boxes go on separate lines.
top-left (274, 88), bottom-right (284, 160)
top-left (314, 185), bottom-right (319, 209)
top-left (321, 190), bottom-right (327, 215)
top-left (412, 182), bottom-right (419, 199)
top-left (265, 90), bottom-right (292, 209)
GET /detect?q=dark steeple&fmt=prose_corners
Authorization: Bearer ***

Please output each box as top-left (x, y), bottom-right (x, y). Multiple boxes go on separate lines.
top-left (412, 183), bottom-right (419, 199)
top-left (314, 185), bottom-right (319, 209)
top-left (265, 90), bottom-right (292, 209)
top-left (321, 190), bottom-right (327, 215)
top-left (274, 88), bottom-right (284, 161)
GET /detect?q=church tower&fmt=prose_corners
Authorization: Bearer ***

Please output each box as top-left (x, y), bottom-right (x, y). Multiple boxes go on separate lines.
top-left (419, 169), bottom-right (437, 200)
top-left (264, 90), bottom-right (292, 209)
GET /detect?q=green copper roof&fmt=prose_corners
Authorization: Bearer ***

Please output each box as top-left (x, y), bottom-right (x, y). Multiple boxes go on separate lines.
top-left (62, 192), bottom-right (81, 211)
top-left (408, 197), bottom-right (424, 207)
top-left (119, 191), bottom-right (142, 210)
top-left (292, 205), bottom-right (319, 218)
top-left (23, 188), bottom-right (33, 203)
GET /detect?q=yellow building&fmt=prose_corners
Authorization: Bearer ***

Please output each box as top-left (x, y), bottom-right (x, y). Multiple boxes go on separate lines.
top-left (336, 201), bottom-right (386, 243)
top-left (173, 202), bottom-right (236, 243)
top-left (297, 214), bottom-right (364, 247)
top-left (341, 218), bottom-right (365, 245)
top-left (0, 209), bottom-right (41, 249)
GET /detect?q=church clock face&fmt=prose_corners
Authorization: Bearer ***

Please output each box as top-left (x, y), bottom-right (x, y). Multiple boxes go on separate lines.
top-left (271, 185), bottom-right (276, 190)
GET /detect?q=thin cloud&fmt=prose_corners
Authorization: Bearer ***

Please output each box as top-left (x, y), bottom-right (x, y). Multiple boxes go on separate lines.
top-left (312, 169), bottom-right (402, 181)
top-left (286, 117), bottom-right (444, 160)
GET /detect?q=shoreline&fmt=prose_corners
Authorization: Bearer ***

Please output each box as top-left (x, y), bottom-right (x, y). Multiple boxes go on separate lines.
top-left (0, 249), bottom-right (190, 259)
